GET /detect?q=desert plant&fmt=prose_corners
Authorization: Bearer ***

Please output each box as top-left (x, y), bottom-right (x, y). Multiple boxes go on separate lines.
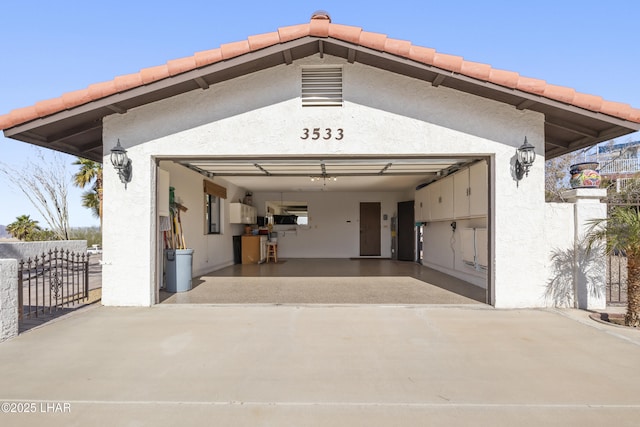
top-left (70, 226), bottom-right (102, 247)
top-left (0, 149), bottom-right (71, 240)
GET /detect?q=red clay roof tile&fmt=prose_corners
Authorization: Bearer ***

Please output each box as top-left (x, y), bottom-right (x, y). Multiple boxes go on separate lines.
top-left (572, 93), bottom-right (603, 111)
top-left (34, 98), bottom-right (66, 117)
top-left (516, 76), bottom-right (547, 95)
top-left (87, 81), bottom-right (117, 100)
top-left (220, 40), bottom-right (251, 60)
top-left (277, 24), bottom-right (309, 43)
top-left (248, 32), bottom-right (281, 51)
top-left (309, 16), bottom-right (330, 37)
top-left (359, 30), bottom-right (388, 51)
top-left (1, 106), bottom-right (37, 128)
top-left (193, 48), bottom-right (223, 68)
top-left (433, 53), bottom-right (463, 72)
top-left (543, 84), bottom-right (576, 104)
top-left (383, 38), bottom-right (412, 58)
top-left (408, 46), bottom-right (436, 65)
top-left (167, 57), bottom-right (198, 76)
top-left (141, 66), bottom-right (170, 85)
top-left (328, 24), bottom-right (361, 44)
top-left (488, 69), bottom-right (520, 89)
top-left (460, 61), bottom-right (492, 81)
top-left (61, 89), bottom-right (92, 109)
top-left (601, 100), bottom-right (632, 120)
top-left (115, 72), bottom-right (144, 90)
top-left (1, 14), bottom-right (639, 131)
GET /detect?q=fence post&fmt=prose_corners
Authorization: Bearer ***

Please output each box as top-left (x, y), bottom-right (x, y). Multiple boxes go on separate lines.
top-left (562, 188), bottom-right (608, 310)
top-left (84, 253), bottom-right (89, 299)
top-left (0, 259), bottom-right (19, 343)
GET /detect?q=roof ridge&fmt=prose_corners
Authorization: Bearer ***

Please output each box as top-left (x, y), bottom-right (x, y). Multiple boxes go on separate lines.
top-left (1, 16), bottom-right (639, 130)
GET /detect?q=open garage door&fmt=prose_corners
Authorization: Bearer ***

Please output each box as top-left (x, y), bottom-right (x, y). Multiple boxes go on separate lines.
top-left (159, 156), bottom-right (490, 305)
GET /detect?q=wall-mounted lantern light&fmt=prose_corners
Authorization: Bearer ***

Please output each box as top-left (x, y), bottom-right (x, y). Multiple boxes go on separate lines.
top-left (515, 137), bottom-right (536, 180)
top-left (110, 139), bottom-right (132, 187)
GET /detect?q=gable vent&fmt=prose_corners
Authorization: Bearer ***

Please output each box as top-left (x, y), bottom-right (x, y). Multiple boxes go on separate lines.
top-left (301, 67), bottom-right (343, 107)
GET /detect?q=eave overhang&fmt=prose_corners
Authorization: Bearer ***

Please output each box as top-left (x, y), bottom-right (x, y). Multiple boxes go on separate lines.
top-left (3, 36), bottom-right (639, 162)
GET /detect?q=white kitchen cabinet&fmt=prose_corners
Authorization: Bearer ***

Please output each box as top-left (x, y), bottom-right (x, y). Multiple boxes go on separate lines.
top-left (429, 176), bottom-right (454, 221)
top-left (259, 235), bottom-right (268, 262)
top-left (230, 203), bottom-right (257, 224)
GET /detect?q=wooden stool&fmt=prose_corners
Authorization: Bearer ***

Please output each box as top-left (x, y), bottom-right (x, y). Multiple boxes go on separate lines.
top-left (266, 242), bottom-right (278, 263)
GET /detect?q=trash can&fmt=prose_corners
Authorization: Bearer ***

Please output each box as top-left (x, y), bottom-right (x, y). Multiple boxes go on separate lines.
top-left (233, 235), bottom-right (242, 264)
top-left (165, 248), bottom-right (194, 292)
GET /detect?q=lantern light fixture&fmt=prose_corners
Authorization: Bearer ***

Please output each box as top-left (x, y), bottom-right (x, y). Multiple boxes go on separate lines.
top-left (515, 137), bottom-right (536, 180)
top-left (110, 139), bottom-right (132, 187)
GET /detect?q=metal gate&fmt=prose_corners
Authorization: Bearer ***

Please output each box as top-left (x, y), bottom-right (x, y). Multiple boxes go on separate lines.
top-left (605, 201), bottom-right (635, 306)
top-left (606, 253), bottom-right (627, 305)
top-left (18, 249), bottom-right (89, 320)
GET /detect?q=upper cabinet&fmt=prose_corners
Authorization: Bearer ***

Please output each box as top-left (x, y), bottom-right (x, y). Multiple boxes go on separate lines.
top-left (416, 161), bottom-right (487, 223)
top-left (230, 203), bottom-right (257, 224)
top-left (453, 168), bottom-right (471, 219)
top-left (429, 175), bottom-right (454, 221)
top-left (453, 161), bottom-right (488, 219)
top-left (415, 185), bottom-right (431, 222)
top-left (469, 161), bottom-right (488, 217)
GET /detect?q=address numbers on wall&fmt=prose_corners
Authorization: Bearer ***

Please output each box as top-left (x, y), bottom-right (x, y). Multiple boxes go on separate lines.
top-left (300, 128), bottom-right (344, 141)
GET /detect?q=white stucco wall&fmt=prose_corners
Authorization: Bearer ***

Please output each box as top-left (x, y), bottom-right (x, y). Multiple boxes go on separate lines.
top-left (252, 191), bottom-right (405, 258)
top-left (0, 241), bottom-right (87, 261)
top-left (544, 190), bottom-right (607, 310)
top-left (544, 203), bottom-right (576, 307)
top-left (102, 54), bottom-right (545, 307)
top-left (0, 259), bottom-right (18, 342)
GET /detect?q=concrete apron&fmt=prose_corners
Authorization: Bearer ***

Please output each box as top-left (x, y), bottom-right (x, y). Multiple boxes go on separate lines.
top-left (1, 304), bottom-right (639, 426)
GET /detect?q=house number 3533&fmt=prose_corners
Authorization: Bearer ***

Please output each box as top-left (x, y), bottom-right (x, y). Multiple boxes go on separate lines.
top-left (300, 128), bottom-right (344, 141)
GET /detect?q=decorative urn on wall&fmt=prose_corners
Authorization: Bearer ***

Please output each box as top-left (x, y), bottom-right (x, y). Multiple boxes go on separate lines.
top-left (569, 162), bottom-right (601, 189)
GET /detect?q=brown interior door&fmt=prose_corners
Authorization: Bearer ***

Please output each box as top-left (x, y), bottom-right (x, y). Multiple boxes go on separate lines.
top-left (360, 202), bottom-right (381, 256)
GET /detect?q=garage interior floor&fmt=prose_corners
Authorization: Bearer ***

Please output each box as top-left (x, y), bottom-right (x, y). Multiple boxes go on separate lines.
top-left (159, 259), bottom-right (485, 305)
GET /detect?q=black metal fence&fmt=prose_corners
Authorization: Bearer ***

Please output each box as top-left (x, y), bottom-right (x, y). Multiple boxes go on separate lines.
top-left (606, 254), bottom-right (627, 305)
top-left (18, 249), bottom-right (89, 320)
top-left (605, 201), bottom-right (634, 305)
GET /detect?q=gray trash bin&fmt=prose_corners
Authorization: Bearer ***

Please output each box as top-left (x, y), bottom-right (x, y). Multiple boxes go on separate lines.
top-left (165, 249), bottom-right (194, 292)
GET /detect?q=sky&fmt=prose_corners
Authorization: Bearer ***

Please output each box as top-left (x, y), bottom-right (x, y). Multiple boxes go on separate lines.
top-left (1, 0), bottom-right (639, 227)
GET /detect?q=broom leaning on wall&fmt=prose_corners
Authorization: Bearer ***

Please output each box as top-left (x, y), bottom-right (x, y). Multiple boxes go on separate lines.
top-left (164, 202), bottom-right (188, 250)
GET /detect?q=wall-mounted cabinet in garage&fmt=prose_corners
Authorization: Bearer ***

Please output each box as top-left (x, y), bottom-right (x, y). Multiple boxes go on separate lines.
top-left (414, 185), bottom-right (430, 222)
top-left (454, 161), bottom-right (487, 219)
top-left (230, 203), bottom-right (257, 224)
top-left (429, 175), bottom-right (454, 221)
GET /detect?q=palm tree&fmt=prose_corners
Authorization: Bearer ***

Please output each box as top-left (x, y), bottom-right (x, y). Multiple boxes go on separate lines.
top-left (73, 158), bottom-right (103, 223)
top-left (6, 215), bottom-right (41, 241)
top-left (81, 190), bottom-right (100, 218)
top-left (587, 207), bottom-right (640, 327)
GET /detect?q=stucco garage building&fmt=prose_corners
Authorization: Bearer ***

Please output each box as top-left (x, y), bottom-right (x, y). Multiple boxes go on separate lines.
top-left (2, 12), bottom-right (639, 308)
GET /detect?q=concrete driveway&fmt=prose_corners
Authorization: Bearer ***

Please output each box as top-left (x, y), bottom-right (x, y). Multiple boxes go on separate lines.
top-left (1, 304), bottom-right (639, 426)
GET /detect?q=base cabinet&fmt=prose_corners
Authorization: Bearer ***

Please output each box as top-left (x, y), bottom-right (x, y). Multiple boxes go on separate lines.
top-left (241, 235), bottom-right (267, 264)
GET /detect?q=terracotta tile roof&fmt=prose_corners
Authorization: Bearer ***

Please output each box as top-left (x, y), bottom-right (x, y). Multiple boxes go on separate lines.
top-left (1, 12), bottom-right (639, 130)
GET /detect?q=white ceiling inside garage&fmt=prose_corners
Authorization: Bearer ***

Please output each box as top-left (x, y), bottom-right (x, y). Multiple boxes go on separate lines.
top-left (178, 157), bottom-right (480, 192)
